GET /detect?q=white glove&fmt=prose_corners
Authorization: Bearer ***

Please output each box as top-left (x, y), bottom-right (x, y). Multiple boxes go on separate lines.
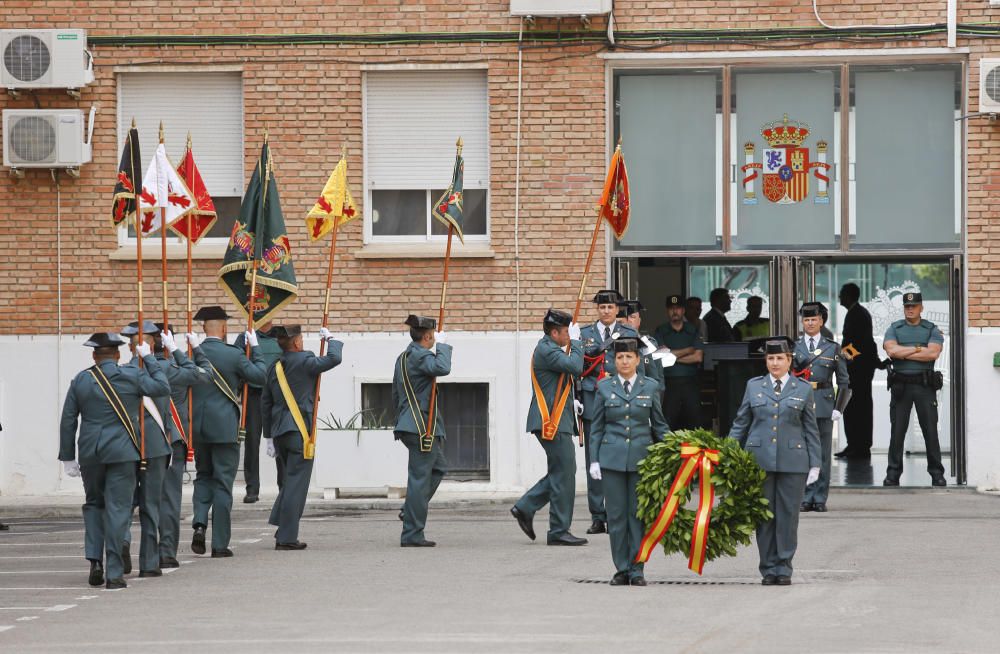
top-left (245, 330), bottom-right (259, 348)
top-left (640, 336), bottom-right (657, 356)
top-left (63, 460), bottom-right (81, 478)
top-left (831, 410), bottom-right (843, 422)
top-left (568, 322), bottom-right (582, 342)
top-left (319, 327), bottom-right (333, 341)
top-left (434, 331), bottom-right (447, 345)
top-left (574, 399), bottom-right (584, 416)
top-left (806, 467), bottom-right (821, 486)
top-left (652, 350), bottom-right (677, 368)
top-left (135, 342), bottom-right (151, 357)
top-left (589, 462), bottom-right (602, 481)
top-left (160, 330), bottom-right (178, 353)
top-left (186, 332), bottom-right (203, 349)
top-left (265, 438), bottom-right (275, 458)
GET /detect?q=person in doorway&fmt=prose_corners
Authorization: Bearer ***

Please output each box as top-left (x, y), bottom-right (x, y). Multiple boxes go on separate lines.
top-left (589, 337), bottom-right (669, 586)
top-left (734, 296), bottom-right (771, 341)
top-left (837, 283), bottom-right (879, 459)
top-left (882, 292), bottom-right (946, 487)
top-left (654, 294), bottom-right (705, 431)
top-left (234, 322), bottom-right (282, 503)
top-left (685, 296), bottom-right (709, 341)
top-left (704, 288), bottom-right (736, 342)
top-left (794, 303), bottom-right (850, 513)
top-left (729, 337), bottom-right (821, 586)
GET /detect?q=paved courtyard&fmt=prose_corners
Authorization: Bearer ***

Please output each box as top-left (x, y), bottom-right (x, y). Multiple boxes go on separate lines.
top-left (0, 489), bottom-right (997, 653)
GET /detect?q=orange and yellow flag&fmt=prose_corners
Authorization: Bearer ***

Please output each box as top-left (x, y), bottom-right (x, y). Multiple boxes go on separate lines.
top-left (306, 154), bottom-right (359, 241)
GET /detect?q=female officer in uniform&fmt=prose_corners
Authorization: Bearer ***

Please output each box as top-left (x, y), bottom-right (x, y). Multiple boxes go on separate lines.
top-left (730, 337), bottom-right (821, 586)
top-left (589, 337), bottom-right (670, 586)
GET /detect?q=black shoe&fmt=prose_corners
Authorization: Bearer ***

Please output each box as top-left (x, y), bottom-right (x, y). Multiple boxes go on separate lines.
top-left (105, 577), bottom-right (127, 589)
top-left (159, 557), bottom-right (180, 569)
top-left (813, 503), bottom-right (828, 512)
top-left (211, 548), bottom-right (234, 558)
top-left (88, 560), bottom-right (104, 587)
top-left (610, 572), bottom-right (629, 586)
top-left (931, 476), bottom-right (947, 487)
top-left (275, 541), bottom-right (308, 550)
top-left (547, 533), bottom-right (588, 546)
top-left (510, 506), bottom-right (536, 541)
top-left (243, 494), bottom-right (259, 504)
top-left (629, 576), bottom-right (647, 587)
top-left (0, 522), bottom-right (9, 531)
top-left (586, 520), bottom-right (607, 535)
top-left (138, 569), bottom-right (162, 577)
top-left (883, 477), bottom-right (900, 487)
top-left (191, 526), bottom-right (206, 555)
top-left (799, 502), bottom-right (814, 512)
top-left (834, 449), bottom-right (852, 459)
top-left (397, 509), bottom-right (404, 522)
top-left (775, 575), bottom-right (792, 586)
top-left (400, 540), bottom-right (436, 547)
top-left (761, 575), bottom-right (777, 586)
top-left (847, 451), bottom-right (872, 460)
top-left (121, 543), bottom-right (132, 575)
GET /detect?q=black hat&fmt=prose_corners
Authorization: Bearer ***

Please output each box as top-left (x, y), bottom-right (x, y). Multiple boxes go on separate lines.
top-left (194, 305), bottom-right (230, 321)
top-left (593, 289), bottom-right (623, 305)
top-left (84, 332), bottom-right (127, 348)
top-left (798, 302), bottom-right (826, 319)
top-left (404, 314), bottom-right (437, 330)
top-left (120, 320), bottom-right (159, 336)
top-left (612, 337), bottom-right (640, 353)
top-left (268, 324), bottom-right (302, 339)
top-left (902, 292), bottom-right (923, 306)
top-left (154, 322), bottom-right (174, 333)
top-left (543, 308), bottom-right (572, 327)
top-left (665, 294), bottom-right (684, 308)
top-left (617, 299), bottom-right (644, 317)
top-left (763, 336), bottom-right (796, 355)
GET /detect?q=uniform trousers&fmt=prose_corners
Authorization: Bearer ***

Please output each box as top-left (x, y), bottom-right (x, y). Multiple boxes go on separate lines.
top-left (843, 374), bottom-right (874, 454)
top-left (398, 432), bottom-right (448, 544)
top-left (662, 376), bottom-right (702, 431)
top-left (581, 418), bottom-right (606, 522)
top-left (514, 431), bottom-right (577, 540)
top-left (268, 431), bottom-right (314, 544)
top-left (128, 453), bottom-right (168, 571)
top-left (887, 382), bottom-right (945, 480)
top-left (757, 472), bottom-right (807, 578)
top-left (81, 461), bottom-right (137, 580)
top-left (243, 387), bottom-right (263, 496)
top-left (159, 440), bottom-right (187, 560)
top-left (602, 469), bottom-right (644, 579)
top-left (803, 418), bottom-right (833, 505)
top-left (192, 442), bottom-right (241, 550)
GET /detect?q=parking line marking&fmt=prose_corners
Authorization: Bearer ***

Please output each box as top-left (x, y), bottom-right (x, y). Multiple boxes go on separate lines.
top-left (0, 626), bottom-right (13, 632)
top-left (15, 616), bottom-right (38, 622)
top-left (0, 571), bottom-right (85, 574)
top-left (0, 555), bottom-right (83, 559)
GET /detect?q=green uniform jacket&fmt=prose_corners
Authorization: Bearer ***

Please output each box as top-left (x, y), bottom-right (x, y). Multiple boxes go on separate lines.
top-left (792, 336), bottom-right (849, 419)
top-left (392, 341), bottom-right (452, 439)
top-left (579, 321), bottom-right (639, 420)
top-left (261, 343), bottom-right (343, 439)
top-left (233, 330), bottom-right (283, 389)
top-left (191, 337), bottom-right (267, 444)
top-left (158, 348), bottom-right (213, 444)
top-left (639, 334), bottom-right (665, 393)
top-left (59, 355), bottom-right (171, 466)
top-left (525, 335), bottom-right (584, 435)
top-left (125, 355), bottom-right (173, 459)
top-left (729, 375), bottom-right (821, 473)
top-left (590, 374), bottom-right (669, 472)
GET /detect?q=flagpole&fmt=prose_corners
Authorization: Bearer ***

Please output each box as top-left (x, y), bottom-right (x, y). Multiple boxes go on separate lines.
top-left (159, 123), bottom-right (169, 334)
top-left (185, 132), bottom-right (195, 461)
top-left (307, 220), bottom-right (339, 458)
top-left (239, 131), bottom-right (268, 440)
top-left (132, 118), bottom-right (147, 469)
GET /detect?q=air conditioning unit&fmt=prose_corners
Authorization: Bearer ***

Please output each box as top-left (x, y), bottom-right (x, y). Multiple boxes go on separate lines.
top-left (510, 0), bottom-right (613, 17)
top-left (1, 29), bottom-right (94, 90)
top-left (980, 59), bottom-right (1000, 114)
top-left (3, 107), bottom-right (95, 170)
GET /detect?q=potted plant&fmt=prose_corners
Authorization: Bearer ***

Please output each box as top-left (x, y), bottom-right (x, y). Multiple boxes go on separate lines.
top-left (312, 408), bottom-right (408, 495)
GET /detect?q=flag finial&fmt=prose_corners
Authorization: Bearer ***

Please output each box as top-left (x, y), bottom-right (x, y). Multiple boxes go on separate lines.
top-left (616, 135), bottom-right (622, 148)
top-left (131, 117), bottom-right (136, 129)
top-left (456, 137), bottom-right (463, 156)
top-left (263, 127), bottom-right (269, 144)
top-left (341, 144), bottom-right (347, 160)
top-left (159, 121), bottom-right (165, 144)
top-left (186, 131), bottom-right (193, 151)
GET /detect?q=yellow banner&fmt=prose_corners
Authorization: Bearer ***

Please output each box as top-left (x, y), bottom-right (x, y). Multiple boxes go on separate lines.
top-left (306, 155), bottom-right (359, 241)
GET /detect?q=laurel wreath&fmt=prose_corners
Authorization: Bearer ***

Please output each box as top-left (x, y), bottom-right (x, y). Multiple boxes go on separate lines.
top-left (636, 428), bottom-right (774, 564)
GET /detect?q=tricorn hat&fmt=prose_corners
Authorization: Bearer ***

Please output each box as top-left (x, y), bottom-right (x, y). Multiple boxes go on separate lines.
top-left (84, 333), bottom-right (127, 348)
top-left (763, 336), bottom-right (796, 355)
top-left (612, 337), bottom-right (640, 353)
top-left (543, 308), bottom-right (572, 327)
top-left (119, 320), bottom-right (159, 336)
top-left (404, 315), bottom-right (437, 330)
top-left (902, 292), bottom-right (923, 306)
top-left (593, 289), bottom-right (623, 305)
top-left (617, 299), bottom-right (644, 318)
top-left (194, 305), bottom-right (230, 321)
top-left (798, 302), bottom-right (826, 319)
top-left (267, 324), bottom-right (302, 339)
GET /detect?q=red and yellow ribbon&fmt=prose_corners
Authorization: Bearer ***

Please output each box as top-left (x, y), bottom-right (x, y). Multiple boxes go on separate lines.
top-left (635, 443), bottom-right (721, 575)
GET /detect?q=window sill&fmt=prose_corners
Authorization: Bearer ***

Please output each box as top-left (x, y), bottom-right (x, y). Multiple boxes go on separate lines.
top-left (355, 242), bottom-right (495, 259)
top-left (108, 242), bottom-right (229, 261)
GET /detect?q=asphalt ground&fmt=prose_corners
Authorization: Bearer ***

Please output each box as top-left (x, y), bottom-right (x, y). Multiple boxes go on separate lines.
top-left (0, 489), bottom-right (997, 653)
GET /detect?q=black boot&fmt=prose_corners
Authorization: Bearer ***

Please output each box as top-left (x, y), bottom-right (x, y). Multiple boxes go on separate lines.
top-left (88, 560), bottom-right (104, 587)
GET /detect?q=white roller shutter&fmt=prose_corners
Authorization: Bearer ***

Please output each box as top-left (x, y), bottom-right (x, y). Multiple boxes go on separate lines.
top-left (365, 70), bottom-right (488, 189)
top-left (118, 72), bottom-right (244, 197)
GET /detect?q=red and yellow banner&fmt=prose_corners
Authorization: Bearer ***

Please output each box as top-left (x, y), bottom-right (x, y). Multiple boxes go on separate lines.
top-left (635, 443), bottom-right (720, 575)
top-left (306, 154), bottom-right (359, 241)
top-left (597, 145), bottom-right (630, 240)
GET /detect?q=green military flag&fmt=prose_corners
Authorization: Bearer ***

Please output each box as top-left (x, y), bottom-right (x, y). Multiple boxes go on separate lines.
top-left (431, 138), bottom-right (465, 244)
top-left (218, 138), bottom-right (298, 325)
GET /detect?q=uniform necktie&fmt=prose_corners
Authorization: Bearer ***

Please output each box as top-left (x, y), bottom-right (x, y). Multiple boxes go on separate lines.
top-left (604, 326), bottom-right (611, 341)
top-left (809, 337), bottom-right (815, 351)
top-left (774, 379), bottom-right (782, 394)
top-left (624, 380), bottom-right (631, 394)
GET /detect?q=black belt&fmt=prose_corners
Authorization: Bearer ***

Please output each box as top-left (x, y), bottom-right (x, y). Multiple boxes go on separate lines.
top-left (893, 372), bottom-right (926, 383)
top-left (809, 381), bottom-right (832, 390)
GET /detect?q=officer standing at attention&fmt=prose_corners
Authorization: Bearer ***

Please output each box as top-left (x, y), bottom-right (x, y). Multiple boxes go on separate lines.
top-left (234, 322), bottom-right (282, 503)
top-left (589, 337), bottom-right (670, 585)
top-left (653, 295), bottom-right (705, 431)
top-left (579, 289), bottom-right (638, 535)
top-left (189, 306), bottom-right (267, 558)
top-left (794, 303), bottom-right (850, 513)
top-left (511, 309), bottom-right (587, 546)
top-left (59, 332), bottom-right (170, 589)
top-left (882, 292), bottom-right (946, 487)
top-left (155, 325), bottom-right (212, 569)
top-left (729, 337), bottom-right (820, 586)
top-left (262, 325), bottom-right (343, 550)
top-left (618, 300), bottom-right (664, 395)
top-left (393, 315), bottom-right (451, 547)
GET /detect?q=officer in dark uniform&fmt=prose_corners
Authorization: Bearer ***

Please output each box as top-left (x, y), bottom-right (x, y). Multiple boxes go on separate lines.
top-left (589, 337), bottom-right (669, 585)
top-left (511, 309), bottom-right (587, 546)
top-left (653, 295), bottom-right (705, 431)
top-left (262, 325), bottom-right (343, 550)
top-left (393, 315), bottom-right (452, 547)
top-left (618, 300), bottom-right (664, 396)
top-left (729, 337), bottom-right (821, 586)
top-left (882, 292), bottom-right (946, 487)
top-left (234, 323), bottom-right (283, 502)
top-left (703, 288), bottom-right (735, 342)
